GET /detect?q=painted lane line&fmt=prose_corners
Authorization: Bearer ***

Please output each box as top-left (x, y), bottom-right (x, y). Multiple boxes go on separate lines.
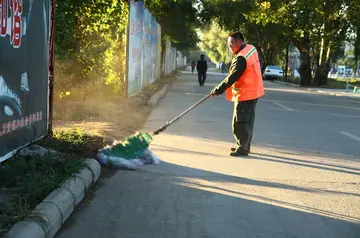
top-left (261, 98), bottom-right (360, 111)
top-left (302, 102), bottom-right (360, 111)
top-left (340, 131), bottom-right (360, 142)
top-left (328, 113), bottom-right (360, 119)
top-left (272, 102), bottom-right (295, 111)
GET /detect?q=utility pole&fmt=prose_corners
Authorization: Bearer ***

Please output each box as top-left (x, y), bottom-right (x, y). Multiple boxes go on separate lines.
top-left (48, 0), bottom-right (56, 135)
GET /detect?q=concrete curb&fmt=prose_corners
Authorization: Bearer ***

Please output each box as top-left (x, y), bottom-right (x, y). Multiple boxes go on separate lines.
top-left (6, 158), bottom-right (101, 238)
top-left (147, 74), bottom-right (178, 108)
top-left (147, 84), bottom-right (169, 108)
top-left (271, 80), bottom-right (360, 100)
top-left (270, 80), bottom-right (301, 88)
top-left (305, 88), bottom-right (360, 100)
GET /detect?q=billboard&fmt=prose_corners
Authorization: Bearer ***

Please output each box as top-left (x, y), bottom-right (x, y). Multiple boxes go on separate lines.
top-left (128, 0), bottom-right (161, 97)
top-left (162, 39), bottom-right (177, 75)
top-left (0, 0), bottom-right (50, 162)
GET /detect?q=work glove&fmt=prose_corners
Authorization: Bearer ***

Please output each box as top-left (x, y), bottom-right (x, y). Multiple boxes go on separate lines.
top-left (210, 88), bottom-right (220, 97)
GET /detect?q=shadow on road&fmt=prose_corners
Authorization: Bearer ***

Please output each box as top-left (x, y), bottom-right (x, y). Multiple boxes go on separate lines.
top-left (57, 161), bottom-right (360, 238)
top-left (57, 73), bottom-right (360, 238)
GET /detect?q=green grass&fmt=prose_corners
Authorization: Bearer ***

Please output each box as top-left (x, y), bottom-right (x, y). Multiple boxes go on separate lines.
top-left (0, 155), bottom-right (85, 226)
top-left (326, 78), bottom-right (359, 89)
top-left (37, 128), bottom-right (106, 158)
top-left (0, 129), bottom-right (106, 231)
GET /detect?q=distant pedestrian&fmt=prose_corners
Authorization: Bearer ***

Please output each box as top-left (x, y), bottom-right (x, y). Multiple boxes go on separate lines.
top-left (191, 60), bottom-right (196, 73)
top-left (197, 54), bottom-right (208, 86)
top-left (221, 61), bottom-right (226, 73)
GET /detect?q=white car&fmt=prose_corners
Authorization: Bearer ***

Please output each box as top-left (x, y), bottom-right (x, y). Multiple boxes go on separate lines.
top-left (263, 65), bottom-right (283, 80)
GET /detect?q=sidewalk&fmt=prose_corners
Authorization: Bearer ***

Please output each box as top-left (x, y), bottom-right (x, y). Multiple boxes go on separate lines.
top-left (271, 80), bottom-right (360, 100)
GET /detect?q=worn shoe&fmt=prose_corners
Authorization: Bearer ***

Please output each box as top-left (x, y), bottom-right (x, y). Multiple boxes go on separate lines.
top-left (230, 150), bottom-right (249, 157)
top-left (230, 147), bottom-right (250, 152)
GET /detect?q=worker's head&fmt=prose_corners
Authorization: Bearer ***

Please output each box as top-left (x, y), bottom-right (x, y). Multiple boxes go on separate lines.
top-left (228, 32), bottom-right (245, 53)
top-left (200, 54), bottom-right (205, 60)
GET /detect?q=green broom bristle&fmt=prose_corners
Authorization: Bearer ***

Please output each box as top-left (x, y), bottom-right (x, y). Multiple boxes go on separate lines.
top-left (100, 132), bottom-right (153, 159)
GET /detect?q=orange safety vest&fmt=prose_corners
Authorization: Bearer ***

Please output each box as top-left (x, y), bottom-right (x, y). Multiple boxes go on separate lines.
top-left (225, 44), bottom-right (265, 102)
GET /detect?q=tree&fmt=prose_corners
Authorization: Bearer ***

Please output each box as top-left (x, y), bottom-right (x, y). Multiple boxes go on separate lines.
top-left (347, 1), bottom-right (360, 74)
top-left (244, 0), bottom-right (317, 86)
top-left (312, 0), bottom-right (350, 86)
top-left (354, 33), bottom-right (360, 74)
top-left (144, 0), bottom-right (200, 52)
top-left (55, 0), bottom-right (129, 97)
top-left (244, 0), bottom-right (354, 86)
top-left (199, 0), bottom-right (288, 71)
top-left (198, 22), bottom-right (229, 64)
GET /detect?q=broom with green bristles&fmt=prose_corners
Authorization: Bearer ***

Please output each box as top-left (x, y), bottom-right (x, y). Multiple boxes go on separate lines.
top-left (97, 94), bottom-right (212, 169)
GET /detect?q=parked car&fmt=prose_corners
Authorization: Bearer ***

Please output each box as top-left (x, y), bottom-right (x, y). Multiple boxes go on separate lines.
top-left (263, 65), bottom-right (283, 80)
top-left (294, 69), bottom-right (300, 78)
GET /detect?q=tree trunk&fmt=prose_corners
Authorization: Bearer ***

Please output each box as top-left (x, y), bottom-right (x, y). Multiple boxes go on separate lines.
top-left (293, 34), bottom-right (312, 86)
top-left (354, 28), bottom-right (360, 75)
top-left (265, 47), bottom-right (275, 67)
top-left (285, 45), bottom-right (289, 81)
top-left (314, 39), bottom-right (332, 86)
top-left (298, 50), bottom-right (312, 86)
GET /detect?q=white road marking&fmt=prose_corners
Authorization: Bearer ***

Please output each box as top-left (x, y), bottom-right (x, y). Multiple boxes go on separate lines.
top-left (262, 99), bottom-right (360, 111)
top-left (328, 113), bottom-right (360, 119)
top-left (302, 102), bottom-right (360, 111)
top-left (272, 102), bottom-right (295, 111)
top-left (340, 131), bottom-right (360, 142)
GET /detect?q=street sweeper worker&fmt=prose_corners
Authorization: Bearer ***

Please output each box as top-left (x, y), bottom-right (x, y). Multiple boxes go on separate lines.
top-left (210, 31), bottom-right (265, 157)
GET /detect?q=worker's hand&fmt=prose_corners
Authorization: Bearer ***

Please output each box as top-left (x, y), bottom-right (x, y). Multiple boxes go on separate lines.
top-left (210, 88), bottom-right (220, 97)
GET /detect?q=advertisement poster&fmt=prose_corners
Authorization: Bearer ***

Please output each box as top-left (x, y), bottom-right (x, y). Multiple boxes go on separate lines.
top-left (150, 16), bottom-right (161, 84)
top-left (0, 0), bottom-right (50, 162)
top-left (128, 0), bottom-right (161, 97)
top-left (128, 0), bottom-right (144, 97)
top-left (141, 8), bottom-right (151, 88)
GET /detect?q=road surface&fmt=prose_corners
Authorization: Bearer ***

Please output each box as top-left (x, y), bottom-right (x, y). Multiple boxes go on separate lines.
top-left (57, 70), bottom-right (360, 238)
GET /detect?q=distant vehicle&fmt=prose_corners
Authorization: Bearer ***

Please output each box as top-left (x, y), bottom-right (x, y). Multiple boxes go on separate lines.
top-left (263, 65), bottom-right (283, 80)
top-left (294, 69), bottom-right (300, 78)
top-left (329, 65), bottom-right (354, 78)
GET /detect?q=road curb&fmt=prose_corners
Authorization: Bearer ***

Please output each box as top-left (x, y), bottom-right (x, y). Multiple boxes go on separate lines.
top-left (270, 80), bottom-right (360, 100)
top-left (147, 84), bottom-right (169, 108)
top-left (5, 158), bottom-right (101, 238)
top-left (270, 80), bottom-right (301, 88)
top-left (147, 74), bottom-right (178, 108)
top-left (306, 88), bottom-right (360, 100)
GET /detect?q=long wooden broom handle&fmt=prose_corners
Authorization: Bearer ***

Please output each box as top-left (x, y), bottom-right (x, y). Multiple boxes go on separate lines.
top-left (153, 94), bottom-right (212, 135)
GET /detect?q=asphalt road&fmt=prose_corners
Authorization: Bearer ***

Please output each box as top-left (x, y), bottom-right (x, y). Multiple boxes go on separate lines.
top-left (57, 70), bottom-right (360, 238)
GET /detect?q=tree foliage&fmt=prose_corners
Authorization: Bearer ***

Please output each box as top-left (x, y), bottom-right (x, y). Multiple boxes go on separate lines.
top-left (199, 0), bottom-right (288, 70)
top-left (55, 0), bottom-right (129, 97)
top-left (347, 1), bottom-right (360, 71)
top-left (54, 0), bottom-right (199, 98)
top-left (144, 0), bottom-right (200, 52)
top-left (200, 0), bottom-right (359, 86)
top-left (199, 22), bottom-right (228, 64)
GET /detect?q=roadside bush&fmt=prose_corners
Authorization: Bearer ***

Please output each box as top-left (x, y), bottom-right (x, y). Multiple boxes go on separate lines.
top-left (54, 0), bottom-right (129, 100)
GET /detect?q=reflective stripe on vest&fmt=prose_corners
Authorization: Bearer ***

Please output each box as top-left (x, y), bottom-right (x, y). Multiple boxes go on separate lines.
top-left (231, 46), bottom-right (256, 92)
top-left (244, 47), bottom-right (256, 59)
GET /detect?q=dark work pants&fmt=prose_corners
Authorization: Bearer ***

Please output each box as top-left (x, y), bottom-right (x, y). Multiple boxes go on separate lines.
top-left (232, 99), bottom-right (258, 151)
top-left (198, 72), bottom-right (206, 86)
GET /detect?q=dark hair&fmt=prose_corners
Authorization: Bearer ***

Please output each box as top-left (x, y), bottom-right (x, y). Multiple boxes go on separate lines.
top-left (228, 32), bottom-right (245, 42)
